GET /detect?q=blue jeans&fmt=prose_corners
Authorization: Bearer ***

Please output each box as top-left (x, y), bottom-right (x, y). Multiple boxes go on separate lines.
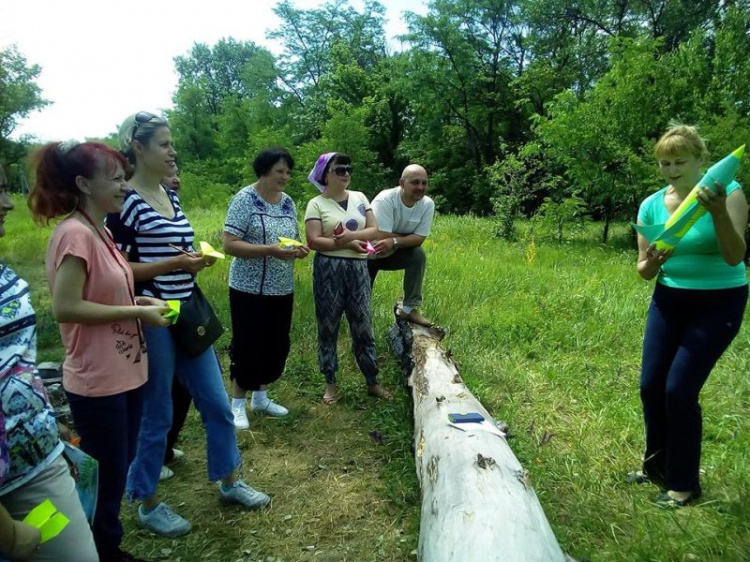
top-left (640, 283), bottom-right (747, 492)
top-left (66, 385), bottom-right (143, 558)
top-left (126, 325), bottom-right (241, 501)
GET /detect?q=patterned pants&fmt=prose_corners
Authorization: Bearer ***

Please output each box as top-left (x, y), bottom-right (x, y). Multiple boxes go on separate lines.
top-left (313, 254), bottom-right (379, 385)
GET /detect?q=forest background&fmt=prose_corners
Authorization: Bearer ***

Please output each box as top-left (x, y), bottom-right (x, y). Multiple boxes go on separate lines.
top-left (3, 0), bottom-right (750, 242)
top-left (3, 1), bottom-right (750, 560)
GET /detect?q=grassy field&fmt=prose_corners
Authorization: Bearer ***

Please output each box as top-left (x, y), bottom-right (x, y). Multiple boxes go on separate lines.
top-left (3, 197), bottom-right (750, 562)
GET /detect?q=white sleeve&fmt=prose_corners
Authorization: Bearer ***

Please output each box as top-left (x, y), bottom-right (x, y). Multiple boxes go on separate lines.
top-left (413, 199), bottom-right (435, 237)
top-left (372, 192), bottom-right (394, 233)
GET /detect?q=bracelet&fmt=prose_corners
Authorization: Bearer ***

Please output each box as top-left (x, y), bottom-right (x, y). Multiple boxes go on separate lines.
top-left (392, 237), bottom-right (398, 249)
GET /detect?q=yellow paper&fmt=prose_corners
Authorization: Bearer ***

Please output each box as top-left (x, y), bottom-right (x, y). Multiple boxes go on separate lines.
top-left (164, 300), bottom-right (181, 324)
top-left (278, 236), bottom-right (303, 248)
top-left (23, 499), bottom-right (56, 528)
top-left (40, 512), bottom-right (70, 543)
top-left (199, 241), bottom-right (225, 260)
top-left (23, 499), bottom-right (70, 543)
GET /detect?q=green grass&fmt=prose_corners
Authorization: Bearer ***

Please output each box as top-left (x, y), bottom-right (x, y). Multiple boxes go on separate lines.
top-left (4, 197), bottom-right (750, 561)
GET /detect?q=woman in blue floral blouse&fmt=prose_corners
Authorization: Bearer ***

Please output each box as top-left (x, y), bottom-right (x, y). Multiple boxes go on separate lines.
top-left (222, 148), bottom-right (309, 430)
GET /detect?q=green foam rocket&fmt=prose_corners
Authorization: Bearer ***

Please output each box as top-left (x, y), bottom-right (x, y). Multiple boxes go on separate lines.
top-left (634, 145), bottom-right (745, 250)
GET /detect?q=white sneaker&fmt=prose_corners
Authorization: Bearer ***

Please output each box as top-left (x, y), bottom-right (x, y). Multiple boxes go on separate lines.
top-left (232, 403), bottom-right (250, 430)
top-left (171, 448), bottom-right (184, 460)
top-left (251, 398), bottom-right (289, 417)
top-left (159, 466), bottom-right (174, 481)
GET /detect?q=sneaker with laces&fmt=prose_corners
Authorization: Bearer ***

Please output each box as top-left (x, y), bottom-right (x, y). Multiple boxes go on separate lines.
top-left (251, 398), bottom-right (289, 417)
top-left (138, 502), bottom-right (191, 537)
top-left (232, 403), bottom-right (250, 429)
top-left (219, 480), bottom-right (270, 509)
top-left (159, 466), bottom-right (174, 481)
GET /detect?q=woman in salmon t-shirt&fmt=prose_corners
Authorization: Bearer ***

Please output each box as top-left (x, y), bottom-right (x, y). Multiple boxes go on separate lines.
top-left (29, 141), bottom-right (169, 562)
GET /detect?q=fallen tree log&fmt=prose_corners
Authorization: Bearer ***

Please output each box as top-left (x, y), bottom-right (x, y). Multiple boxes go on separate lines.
top-left (389, 317), bottom-right (567, 562)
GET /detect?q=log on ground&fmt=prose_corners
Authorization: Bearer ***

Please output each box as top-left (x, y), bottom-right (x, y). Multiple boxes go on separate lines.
top-left (389, 318), bottom-right (567, 562)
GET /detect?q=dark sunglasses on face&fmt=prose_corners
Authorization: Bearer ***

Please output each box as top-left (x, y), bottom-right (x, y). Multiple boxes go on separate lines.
top-left (332, 165), bottom-right (353, 177)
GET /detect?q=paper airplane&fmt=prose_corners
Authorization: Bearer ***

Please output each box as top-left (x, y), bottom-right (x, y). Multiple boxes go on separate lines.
top-left (199, 241), bottom-right (225, 260)
top-left (163, 300), bottom-right (181, 324)
top-left (278, 236), bottom-right (303, 249)
top-left (634, 145), bottom-right (745, 251)
top-left (23, 499), bottom-right (69, 543)
top-left (365, 241), bottom-right (376, 254)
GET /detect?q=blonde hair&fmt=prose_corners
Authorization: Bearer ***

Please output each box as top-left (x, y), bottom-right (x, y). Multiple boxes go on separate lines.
top-left (654, 121), bottom-right (708, 161)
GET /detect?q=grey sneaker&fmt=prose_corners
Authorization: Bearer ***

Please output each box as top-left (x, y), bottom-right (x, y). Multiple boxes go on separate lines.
top-left (251, 398), bottom-right (289, 417)
top-left (219, 481), bottom-right (270, 509)
top-left (138, 503), bottom-right (191, 537)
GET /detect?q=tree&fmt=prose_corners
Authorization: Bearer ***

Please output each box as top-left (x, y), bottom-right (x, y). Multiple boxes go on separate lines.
top-left (0, 45), bottom-right (49, 162)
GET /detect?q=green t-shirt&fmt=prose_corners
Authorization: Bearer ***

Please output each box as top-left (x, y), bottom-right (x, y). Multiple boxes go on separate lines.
top-left (637, 181), bottom-right (747, 289)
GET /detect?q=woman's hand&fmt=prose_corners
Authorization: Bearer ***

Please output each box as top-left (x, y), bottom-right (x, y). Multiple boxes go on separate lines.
top-left (347, 240), bottom-right (368, 253)
top-left (8, 520), bottom-right (41, 561)
top-left (295, 245), bottom-right (310, 259)
top-left (645, 244), bottom-right (673, 267)
top-left (333, 229), bottom-right (360, 247)
top-left (138, 304), bottom-right (171, 327)
top-left (176, 252), bottom-right (207, 274)
top-left (269, 244), bottom-right (299, 261)
top-left (697, 181), bottom-right (729, 218)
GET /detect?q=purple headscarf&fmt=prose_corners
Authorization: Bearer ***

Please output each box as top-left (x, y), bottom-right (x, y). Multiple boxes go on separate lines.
top-left (307, 152), bottom-right (337, 193)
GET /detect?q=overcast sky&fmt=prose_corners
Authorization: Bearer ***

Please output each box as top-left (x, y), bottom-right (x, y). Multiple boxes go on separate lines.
top-left (1, 0), bottom-right (427, 142)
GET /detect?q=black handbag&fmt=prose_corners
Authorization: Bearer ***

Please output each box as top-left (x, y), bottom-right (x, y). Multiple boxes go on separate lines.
top-left (170, 285), bottom-right (224, 358)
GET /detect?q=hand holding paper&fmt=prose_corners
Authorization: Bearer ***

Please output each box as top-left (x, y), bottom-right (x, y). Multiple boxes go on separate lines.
top-left (199, 241), bottom-right (225, 260)
top-left (163, 300), bottom-right (181, 324)
top-left (23, 499), bottom-right (69, 543)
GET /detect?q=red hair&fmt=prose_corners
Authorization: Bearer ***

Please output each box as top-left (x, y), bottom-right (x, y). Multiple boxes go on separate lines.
top-left (28, 142), bottom-right (127, 224)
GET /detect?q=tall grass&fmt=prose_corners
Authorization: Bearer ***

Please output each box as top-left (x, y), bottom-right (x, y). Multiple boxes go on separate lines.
top-left (3, 196), bottom-right (749, 561)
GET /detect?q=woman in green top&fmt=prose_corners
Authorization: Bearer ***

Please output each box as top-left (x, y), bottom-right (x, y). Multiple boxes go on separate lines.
top-left (632, 123), bottom-right (748, 507)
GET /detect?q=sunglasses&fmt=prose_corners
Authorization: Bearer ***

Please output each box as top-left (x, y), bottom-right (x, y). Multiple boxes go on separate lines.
top-left (132, 112), bottom-right (165, 137)
top-left (135, 111), bottom-right (158, 124)
top-left (331, 165), bottom-right (353, 177)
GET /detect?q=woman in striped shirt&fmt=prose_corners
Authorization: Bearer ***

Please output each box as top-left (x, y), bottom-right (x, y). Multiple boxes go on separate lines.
top-left (108, 112), bottom-right (270, 538)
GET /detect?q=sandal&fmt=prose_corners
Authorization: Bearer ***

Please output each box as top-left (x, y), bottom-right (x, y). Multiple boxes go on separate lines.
top-left (322, 385), bottom-right (338, 405)
top-left (655, 488), bottom-right (702, 508)
top-left (367, 384), bottom-right (393, 400)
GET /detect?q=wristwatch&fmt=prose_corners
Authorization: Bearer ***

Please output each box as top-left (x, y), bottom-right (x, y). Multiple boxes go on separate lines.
top-left (392, 237), bottom-right (398, 249)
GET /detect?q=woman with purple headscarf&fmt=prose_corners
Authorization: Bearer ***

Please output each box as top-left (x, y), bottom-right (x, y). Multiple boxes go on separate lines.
top-left (304, 153), bottom-right (392, 404)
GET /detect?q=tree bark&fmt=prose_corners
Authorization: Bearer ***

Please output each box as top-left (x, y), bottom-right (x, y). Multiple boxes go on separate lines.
top-left (389, 318), bottom-right (568, 562)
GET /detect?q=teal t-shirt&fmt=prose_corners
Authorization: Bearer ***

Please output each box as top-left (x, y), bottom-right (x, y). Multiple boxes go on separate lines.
top-left (637, 181), bottom-right (747, 289)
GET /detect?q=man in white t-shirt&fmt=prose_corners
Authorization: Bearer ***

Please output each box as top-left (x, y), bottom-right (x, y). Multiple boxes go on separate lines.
top-left (369, 164), bottom-right (435, 327)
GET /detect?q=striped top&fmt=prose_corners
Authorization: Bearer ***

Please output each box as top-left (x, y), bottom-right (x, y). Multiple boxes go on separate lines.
top-left (107, 188), bottom-right (196, 301)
